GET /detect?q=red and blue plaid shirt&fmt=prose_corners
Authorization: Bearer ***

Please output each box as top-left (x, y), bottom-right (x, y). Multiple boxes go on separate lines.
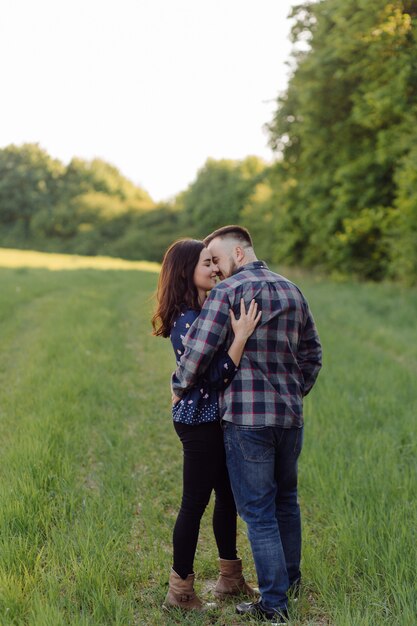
top-left (172, 261), bottom-right (322, 428)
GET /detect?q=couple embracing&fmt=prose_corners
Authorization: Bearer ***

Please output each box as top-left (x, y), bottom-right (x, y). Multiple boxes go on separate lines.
top-left (152, 225), bottom-right (322, 624)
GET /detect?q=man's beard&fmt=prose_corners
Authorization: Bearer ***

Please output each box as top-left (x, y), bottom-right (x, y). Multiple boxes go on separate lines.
top-left (219, 257), bottom-right (238, 280)
top-left (229, 258), bottom-right (239, 276)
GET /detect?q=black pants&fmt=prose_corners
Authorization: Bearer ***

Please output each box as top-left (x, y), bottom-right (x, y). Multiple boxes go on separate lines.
top-left (173, 421), bottom-right (238, 579)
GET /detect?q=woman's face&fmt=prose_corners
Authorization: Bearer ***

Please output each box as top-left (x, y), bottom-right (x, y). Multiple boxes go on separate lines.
top-left (193, 248), bottom-right (219, 293)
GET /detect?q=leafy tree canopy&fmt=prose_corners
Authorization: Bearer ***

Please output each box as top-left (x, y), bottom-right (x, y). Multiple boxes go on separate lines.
top-left (267, 0), bottom-right (417, 282)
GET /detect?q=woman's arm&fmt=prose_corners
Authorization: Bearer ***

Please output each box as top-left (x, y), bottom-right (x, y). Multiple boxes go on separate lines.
top-left (201, 299), bottom-right (261, 390)
top-left (169, 309), bottom-right (198, 364)
top-left (172, 301), bottom-right (261, 399)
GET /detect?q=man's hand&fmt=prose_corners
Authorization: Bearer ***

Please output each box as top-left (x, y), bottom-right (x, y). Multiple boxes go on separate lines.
top-left (172, 392), bottom-right (181, 405)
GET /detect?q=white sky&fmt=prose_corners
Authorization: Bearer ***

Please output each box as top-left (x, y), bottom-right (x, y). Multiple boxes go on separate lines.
top-left (1, 0), bottom-right (298, 201)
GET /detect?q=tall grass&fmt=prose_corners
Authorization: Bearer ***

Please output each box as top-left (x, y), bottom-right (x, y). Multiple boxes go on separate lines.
top-left (0, 253), bottom-right (415, 625)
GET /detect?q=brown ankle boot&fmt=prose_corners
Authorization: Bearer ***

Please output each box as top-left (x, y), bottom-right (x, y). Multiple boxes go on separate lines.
top-left (213, 558), bottom-right (258, 599)
top-left (163, 569), bottom-right (203, 611)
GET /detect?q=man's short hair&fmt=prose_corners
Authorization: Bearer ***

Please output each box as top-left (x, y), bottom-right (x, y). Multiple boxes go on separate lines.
top-left (203, 225), bottom-right (253, 248)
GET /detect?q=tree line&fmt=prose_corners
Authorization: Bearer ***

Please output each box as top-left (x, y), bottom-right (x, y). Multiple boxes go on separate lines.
top-left (266, 0), bottom-right (417, 284)
top-left (0, 144), bottom-right (268, 263)
top-left (1, 0), bottom-right (416, 283)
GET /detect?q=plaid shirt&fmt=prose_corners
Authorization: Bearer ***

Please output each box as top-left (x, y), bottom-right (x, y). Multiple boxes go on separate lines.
top-left (172, 261), bottom-right (322, 428)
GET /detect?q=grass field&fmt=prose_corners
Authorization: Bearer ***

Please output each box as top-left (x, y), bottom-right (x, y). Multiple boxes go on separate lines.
top-left (0, 249), bottom-right (416, 625)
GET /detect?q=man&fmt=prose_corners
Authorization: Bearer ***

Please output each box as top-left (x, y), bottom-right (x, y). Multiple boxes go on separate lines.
top-left (172, 225), bottom-right (322, 623)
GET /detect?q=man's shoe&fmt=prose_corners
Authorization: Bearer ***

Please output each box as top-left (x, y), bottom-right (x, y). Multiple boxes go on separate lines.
top-left (236, 600), bottom-right (289, 624)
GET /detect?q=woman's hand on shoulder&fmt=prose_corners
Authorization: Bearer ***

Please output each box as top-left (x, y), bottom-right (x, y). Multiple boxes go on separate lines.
top-left (230, 298), bottom-right (261, 341)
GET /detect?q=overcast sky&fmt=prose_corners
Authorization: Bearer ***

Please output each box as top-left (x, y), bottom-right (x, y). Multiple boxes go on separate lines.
top-left (1, 0), bottom-right (299, 201)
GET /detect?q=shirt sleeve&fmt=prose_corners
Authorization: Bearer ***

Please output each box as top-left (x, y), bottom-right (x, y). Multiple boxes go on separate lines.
top-left (170, 310), bottom-right (198, 365)
top-left (172, 288), bottom-right (232, 396)
top-left (297, 306), bottom-right (322, 396)
top-left (202, 349), bottom-right (238, 390)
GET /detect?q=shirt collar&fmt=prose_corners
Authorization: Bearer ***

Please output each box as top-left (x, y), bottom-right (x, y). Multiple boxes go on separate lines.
top-left (233, 260), bottom-right (269, 276)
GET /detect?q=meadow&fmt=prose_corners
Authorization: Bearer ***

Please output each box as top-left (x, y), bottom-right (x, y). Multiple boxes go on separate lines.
top-left (0, 249), bottom-right (415, 626)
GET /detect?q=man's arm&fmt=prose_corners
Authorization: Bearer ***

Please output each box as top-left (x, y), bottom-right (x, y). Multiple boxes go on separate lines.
top-left (297, 308), bottom-right (322, 396)
top-left (172, 287), bottom-right (231, 397)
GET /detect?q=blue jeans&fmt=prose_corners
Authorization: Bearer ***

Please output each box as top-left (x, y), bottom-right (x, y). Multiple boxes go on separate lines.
top-left (223, 422), bottom-right (303, 612)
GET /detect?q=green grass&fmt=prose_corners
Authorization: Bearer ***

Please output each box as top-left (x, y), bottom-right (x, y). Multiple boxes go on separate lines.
top-left (0, 256), bottom-right (415, 625)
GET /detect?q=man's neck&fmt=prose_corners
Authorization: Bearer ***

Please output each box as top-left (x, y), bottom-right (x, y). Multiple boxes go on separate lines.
top-left (237, 255), bottom-right (258, 269)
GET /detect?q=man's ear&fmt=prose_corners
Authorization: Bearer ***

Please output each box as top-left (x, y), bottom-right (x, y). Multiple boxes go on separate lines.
top-left (235, 246), bottom-right (245, 263)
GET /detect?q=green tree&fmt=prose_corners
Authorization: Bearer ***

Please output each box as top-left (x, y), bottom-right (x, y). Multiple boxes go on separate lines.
top-left (392, 140), bottom-right (417, 284)
top-left (79, 158), bottom-right (153, 204)
top-left (108, 204), bottom-right (182, 261)
top-left (0, 144), bottom-right (157, 257)
top-left (179, 156), bottom-right (266, 237)
top-left (0, 144), bottom-right (63, 239)
top-left (239, 163), bottom-right (282, 262)
top-left (267, 0), bottom-right (417, 282)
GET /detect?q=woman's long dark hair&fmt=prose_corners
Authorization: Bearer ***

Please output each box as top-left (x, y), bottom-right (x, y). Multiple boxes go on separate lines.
top-left (152, 239), bottom-right (205, 337)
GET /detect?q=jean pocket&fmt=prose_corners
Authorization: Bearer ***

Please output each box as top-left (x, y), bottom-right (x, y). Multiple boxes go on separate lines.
top-left (236, 428), bottom-right (274, 463)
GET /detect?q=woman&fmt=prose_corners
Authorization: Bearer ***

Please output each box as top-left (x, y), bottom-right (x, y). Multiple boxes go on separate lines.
top-left (152, 239), bottom-right (260, 611)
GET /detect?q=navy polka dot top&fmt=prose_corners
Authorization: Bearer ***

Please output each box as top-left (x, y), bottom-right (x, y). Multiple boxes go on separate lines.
top-left (170, 308), bottom-right (238, 425)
